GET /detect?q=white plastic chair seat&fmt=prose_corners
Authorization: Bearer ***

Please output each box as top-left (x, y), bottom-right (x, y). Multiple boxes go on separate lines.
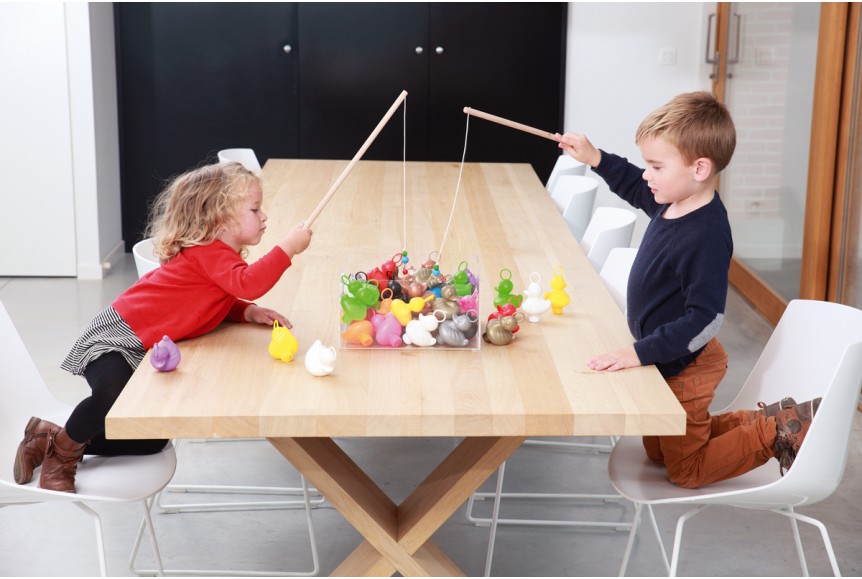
top-left (546, 153), bottom-right (586, 192)
top-left (550, 175), bottom-right (598, 242)
top-left (132, 238), bottom-right (160, 278)
top-left (580, 206), bottom-right (637, 271)
top-left (610, 299), bottom-right (862, 577)
top-left (599, 247), bottom-right (638, 313)
top-left (218, 148), bottom-right (262, 175)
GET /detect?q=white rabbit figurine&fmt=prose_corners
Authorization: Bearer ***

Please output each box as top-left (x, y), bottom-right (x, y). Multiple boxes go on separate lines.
top-left (402, 312), bottom-right (440, 347)
top-left (304, 339), bottom-right (337, 376)
top-left (521, 272), bottom-right (552, 323)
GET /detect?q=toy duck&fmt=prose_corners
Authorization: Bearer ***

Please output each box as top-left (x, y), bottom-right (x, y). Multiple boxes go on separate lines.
top-left (151, 335), bottom-right (181, 372)
top-left (269, 321), bottom-right (299, 362)
top-left (521, 272), bottom-right (552, 322)
top-left (544, 265), bottom-right (571, 315)
top-left (304, 339), bottom-right (337, 376)
top-left (432, 284), bottom-right (461, 320)
top-left (493, 268), bottom-right (523, 307)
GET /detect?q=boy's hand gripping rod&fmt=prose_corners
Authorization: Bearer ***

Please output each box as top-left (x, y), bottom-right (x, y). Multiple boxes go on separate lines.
top-left (462, 107), bottom-right (562, 143)
top-left (303, 90), bottom-right (408, 228)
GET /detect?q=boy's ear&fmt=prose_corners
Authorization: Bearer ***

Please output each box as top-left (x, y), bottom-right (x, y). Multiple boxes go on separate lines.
top-left (692, 157), bottom-right (714, 182)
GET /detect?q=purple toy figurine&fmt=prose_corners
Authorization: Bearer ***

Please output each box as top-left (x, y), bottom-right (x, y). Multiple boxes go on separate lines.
top-left (151, 335), bottom-right (181, 372)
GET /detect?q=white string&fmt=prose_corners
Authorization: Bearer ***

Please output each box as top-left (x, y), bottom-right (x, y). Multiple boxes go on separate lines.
top-left (402, 97), bottom-right (408, 253)
top-left (437, 112), bottom-right (470, 264)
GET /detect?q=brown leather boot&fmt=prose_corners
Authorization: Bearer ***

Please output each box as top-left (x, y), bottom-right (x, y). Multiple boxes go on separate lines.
top-left (39, 428), bottom-right (87, 493)
top-left (13, 416), bottom-right (61, 484)
top-left (774, 397), bottom-right (821, 476)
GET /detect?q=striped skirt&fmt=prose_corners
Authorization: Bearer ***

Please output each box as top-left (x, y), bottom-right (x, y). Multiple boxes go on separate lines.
top-left (61, 306), bottom-right (146, 376)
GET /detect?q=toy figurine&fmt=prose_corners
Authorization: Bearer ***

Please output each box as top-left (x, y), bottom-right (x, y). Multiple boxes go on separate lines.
top-left (489, 304), bottom-right (520, 333)
top-left (452, 311), bottom-right (479, 339)
top-left (269, 321), bottom-right (299, 362)
top-left (390, 294), bottom-right (434, 326)
top-left (376, 287), bottom-right (394, 315)
top-left (521, 272), bottom-right (552, 322)
top-left (341, 319), bottom-right (374, 347)
top-left (545, 265), bottom-right (571, 315)
top-left (493, 268), bottom-right (523, 307)
top-left (402, 312), bottom-right (441, 347)
top-left (458, 290), bottom-right (479, 315)
top-left (340, 274), bottom-right (380, 324)
top-left (304, 339), bottom-right (337, 376)
top-left (483, 313), bottom-right (525, 346)
top-left (371, 312), bottom-right (403, 347)
top-left (151, 335), bottom-right (181, 372)
top-left (437, 319), bottom-right (469, 347)
top-left (453, 261), bottom-right (474, 296)
top-left (432, 284), bottom-right (461, 320)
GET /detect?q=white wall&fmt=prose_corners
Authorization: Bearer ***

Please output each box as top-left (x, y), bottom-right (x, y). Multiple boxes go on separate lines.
top-left (564, 2), bottom-right (711, 245)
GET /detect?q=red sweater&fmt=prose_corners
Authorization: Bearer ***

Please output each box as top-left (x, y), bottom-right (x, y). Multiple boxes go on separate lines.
top-left (114, 241), bottom-right (292, 349)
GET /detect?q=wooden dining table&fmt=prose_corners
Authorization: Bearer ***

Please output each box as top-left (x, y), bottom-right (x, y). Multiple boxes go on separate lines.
top-left (106, 159), bottom-right (685, 576)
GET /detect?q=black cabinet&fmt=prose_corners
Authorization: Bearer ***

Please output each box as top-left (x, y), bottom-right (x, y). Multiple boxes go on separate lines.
top-left (115, 3), bottom-right (566, 250)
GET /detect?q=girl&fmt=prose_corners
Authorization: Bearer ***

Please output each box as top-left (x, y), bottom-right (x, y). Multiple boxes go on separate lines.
top-left (13, 161), bottom-right (312, 493)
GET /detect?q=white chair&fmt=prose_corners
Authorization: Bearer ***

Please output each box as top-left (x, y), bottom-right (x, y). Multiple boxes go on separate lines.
top-left (128, 242), bottom-right (321, 576)
top-left (599, 247), bottom-right (638, 313)
top-left (611, 299), bottom-right (862, 577)
top-left (580, 206), bottom-right (637, 271)
top-left (132, 237), bottom-right (160, 278)
top-left (0, 299), bottom-right (176, 576)
top-left (218, 148), bottom-right (263, 175)
top-left (545, 153), bottom-right (586, 193)
top-left (550, 175), bottom-right (598, 242)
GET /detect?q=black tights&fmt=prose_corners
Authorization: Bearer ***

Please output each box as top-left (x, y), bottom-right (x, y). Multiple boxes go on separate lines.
top-left (65, 351), bottom-right (168, 456)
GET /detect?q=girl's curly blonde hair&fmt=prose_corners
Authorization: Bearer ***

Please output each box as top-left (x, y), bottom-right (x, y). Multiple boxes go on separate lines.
top-left (144, 162), bottom-right (261, 262)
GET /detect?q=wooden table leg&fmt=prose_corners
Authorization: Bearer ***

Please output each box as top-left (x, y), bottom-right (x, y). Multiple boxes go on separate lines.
top-left (268, 436), bottom-right (525, 577)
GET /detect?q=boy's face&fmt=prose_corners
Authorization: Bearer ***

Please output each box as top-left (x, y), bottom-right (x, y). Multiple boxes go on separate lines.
top-left (219, 181), bottom-right (268, 251)
top-left (638, 136), bottom-right (706, 205)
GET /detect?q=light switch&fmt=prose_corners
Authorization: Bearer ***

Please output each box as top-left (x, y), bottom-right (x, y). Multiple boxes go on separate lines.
top-left (658, 47), bottom-right (677, 66)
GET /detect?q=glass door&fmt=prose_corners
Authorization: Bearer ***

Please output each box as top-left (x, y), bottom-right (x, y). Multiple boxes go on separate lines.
top-left (709, 3), bottom-right (820, 322)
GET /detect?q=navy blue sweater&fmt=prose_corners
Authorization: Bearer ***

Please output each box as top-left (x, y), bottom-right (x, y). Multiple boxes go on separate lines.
top-left (593, 151), bottom-right (733, 378)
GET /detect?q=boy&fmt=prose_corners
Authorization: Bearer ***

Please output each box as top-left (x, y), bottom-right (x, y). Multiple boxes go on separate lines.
top-left (557, 92), bottom-right (818, 488)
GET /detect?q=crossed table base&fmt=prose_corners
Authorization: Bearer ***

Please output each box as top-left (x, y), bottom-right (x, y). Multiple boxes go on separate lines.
top-left (268, 435), bottom-right (526, 576)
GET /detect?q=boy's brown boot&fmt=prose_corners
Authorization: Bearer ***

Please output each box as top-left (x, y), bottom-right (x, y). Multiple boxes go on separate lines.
top-left (773, 397), bottom-right (821, 476)
top-left (755, 396), bottom-right (797, 419)
top-left (13, 416), bottom-right (61, 484)
top-left (39, 428), bottom-right (87, 493)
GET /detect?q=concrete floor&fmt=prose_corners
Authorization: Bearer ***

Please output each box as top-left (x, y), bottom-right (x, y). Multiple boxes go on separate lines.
top-left (1, 254), bottom-right (860, 577)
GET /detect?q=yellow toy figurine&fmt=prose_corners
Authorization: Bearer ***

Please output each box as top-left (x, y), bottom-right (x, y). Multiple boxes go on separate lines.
top-left (544, 265), bottom-right (571, 315)
top-left (269, 320), bottom-right (299, 362)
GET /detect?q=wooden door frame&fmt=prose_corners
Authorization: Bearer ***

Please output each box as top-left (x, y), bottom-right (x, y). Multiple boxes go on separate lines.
top-left (718, 3), bottom-right (859, 325)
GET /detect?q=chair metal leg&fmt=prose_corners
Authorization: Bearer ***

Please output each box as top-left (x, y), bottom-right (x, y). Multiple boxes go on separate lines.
top-left (669, 505), bottom-right (709, 577)
top-left (776, 507), bottom-right (841, 577)
top-left (73, 501), bottom-right (108, 577)
top-left (130, 476), bottom-right (319, 576)
top-left (645, 505), bottom-right (670, 575)
top-left (618, 502), bottom-right (642, 577)
top-left (524, 436), bottom-right (617, 453)
top-left (483, 462), bottom-right (507, 577)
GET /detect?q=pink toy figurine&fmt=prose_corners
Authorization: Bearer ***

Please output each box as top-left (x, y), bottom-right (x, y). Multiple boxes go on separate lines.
top-left (150, 335), bottom-right (181, 372)
top-left (371, 312), bottom-right (403, 347)
top-left (458, 290), bottom-right (479, 315)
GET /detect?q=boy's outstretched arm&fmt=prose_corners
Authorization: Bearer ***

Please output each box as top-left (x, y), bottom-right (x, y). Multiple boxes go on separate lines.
top-left (556, 132), bottom-right (602, 168)
top-left (588, 345), bottom-right (641, 372)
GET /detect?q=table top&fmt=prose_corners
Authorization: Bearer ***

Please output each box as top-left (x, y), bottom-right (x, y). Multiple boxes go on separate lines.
top-left (106, 159), bottom-right (685, 440)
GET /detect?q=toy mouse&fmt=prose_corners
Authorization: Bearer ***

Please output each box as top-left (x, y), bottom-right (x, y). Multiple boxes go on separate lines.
top-left (151, 335), bottom-right (181, 372)
top-left (304, 339), bottom-right (337, 376)
top-left (402, 312), bottom-right (441, 347)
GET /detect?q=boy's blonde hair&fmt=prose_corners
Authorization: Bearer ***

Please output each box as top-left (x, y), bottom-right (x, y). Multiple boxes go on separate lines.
top-left (636, 91), bottom-right (736, 173)
top-left (145, 162), bottom-right (260, 261)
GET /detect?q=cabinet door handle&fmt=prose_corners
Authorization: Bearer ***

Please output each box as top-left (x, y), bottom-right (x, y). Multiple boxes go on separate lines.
top-left (435, 46), bottom-right (444, 55)
top-left (283, 45), bottom-right (292, 54)
top-left (415, 46), bottom-right (424, 55)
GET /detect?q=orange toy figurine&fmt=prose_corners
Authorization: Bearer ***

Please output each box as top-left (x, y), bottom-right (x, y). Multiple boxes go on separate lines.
top-left (341, 319), bottom-right (374, 347)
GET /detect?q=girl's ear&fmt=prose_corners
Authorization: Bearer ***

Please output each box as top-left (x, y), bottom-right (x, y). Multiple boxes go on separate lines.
top-left (693, 157), bottom-right (714, 182)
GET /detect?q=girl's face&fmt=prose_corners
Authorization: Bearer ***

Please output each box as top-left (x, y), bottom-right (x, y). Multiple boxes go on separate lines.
top-left (218, 182), bottom-right (267, 251)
